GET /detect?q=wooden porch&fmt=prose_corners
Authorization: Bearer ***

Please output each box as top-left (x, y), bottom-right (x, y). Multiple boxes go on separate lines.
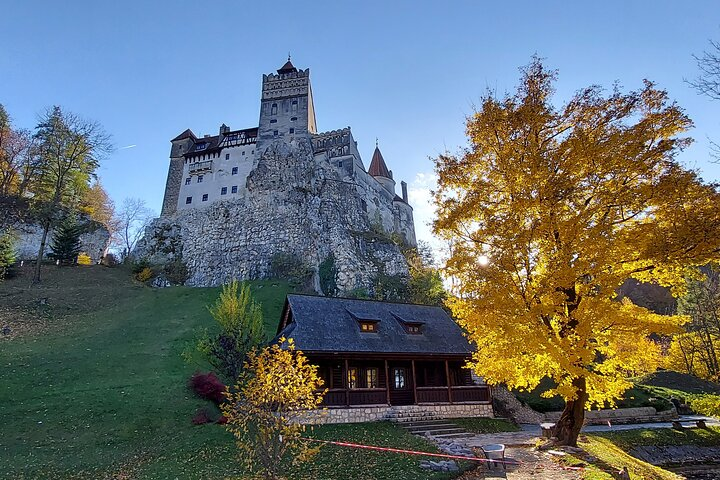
top-left (313, 357), bottom-right (491, 407)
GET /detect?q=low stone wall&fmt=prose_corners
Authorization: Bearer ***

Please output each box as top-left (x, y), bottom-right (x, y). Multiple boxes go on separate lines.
top-left (545, 406), bottom-right (677, 425)
top-left (295, 403), bottom-right (494, 425)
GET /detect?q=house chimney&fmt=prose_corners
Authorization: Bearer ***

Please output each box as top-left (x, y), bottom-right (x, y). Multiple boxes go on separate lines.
top-left (401, 181), bottom-right (408, 202)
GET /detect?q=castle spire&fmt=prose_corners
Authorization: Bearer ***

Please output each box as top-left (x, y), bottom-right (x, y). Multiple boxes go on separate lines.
top-left (277, 55), bottom-right (297, 74)
top-left (368, 144), bottom-right (390, 178)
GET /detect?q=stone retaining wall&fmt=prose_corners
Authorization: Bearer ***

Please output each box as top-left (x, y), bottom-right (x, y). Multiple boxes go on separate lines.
top-left (545, 406), bottom-right (677, 425)
top-left (295, 403), bottom-right (494, 425)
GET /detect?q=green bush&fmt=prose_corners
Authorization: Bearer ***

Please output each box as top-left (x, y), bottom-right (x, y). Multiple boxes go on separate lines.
top-left (269, 252), bottom-right (312, 288)
top-left (318, 254), bottom-right (338, 296)
top-left (163, 259), bottom-right (188, 285)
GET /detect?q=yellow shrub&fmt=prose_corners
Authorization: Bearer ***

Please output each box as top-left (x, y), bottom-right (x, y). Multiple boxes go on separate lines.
top-left (135, 267), bottom-right (154, 282)
top-left (689, 395), bottom-right (720, 417)
top-left (77, 252), bottom-right (92, 265)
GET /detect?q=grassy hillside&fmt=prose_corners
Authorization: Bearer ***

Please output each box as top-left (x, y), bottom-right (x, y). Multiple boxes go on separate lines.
top-left (0, 265), bottom-right (459, 479)
top-left (0, 265), bottom-right (291, 479)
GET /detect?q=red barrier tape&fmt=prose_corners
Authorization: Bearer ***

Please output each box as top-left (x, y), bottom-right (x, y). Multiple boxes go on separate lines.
top-left (301, 437), bottom-right (520, 466)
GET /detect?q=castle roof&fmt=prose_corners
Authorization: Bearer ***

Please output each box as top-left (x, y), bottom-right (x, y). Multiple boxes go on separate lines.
top-left (277, 58), bottom-right (298, 74)
top-left (171, 128), bottom-right (197, 142)
top-left (368, 146), bottom-right (391, 178)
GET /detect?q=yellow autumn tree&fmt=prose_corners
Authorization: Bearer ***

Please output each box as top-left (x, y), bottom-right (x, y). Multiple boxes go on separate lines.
top-left (221, 338), bottom-right (325, 480)
top-left (433, 58), bottom-right (720, 446)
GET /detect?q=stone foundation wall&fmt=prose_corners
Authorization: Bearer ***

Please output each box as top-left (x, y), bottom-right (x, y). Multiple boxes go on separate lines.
top-left (295, 403), bottom-right (494, 425)
top-left (545, 406), bottom-right (678, 425)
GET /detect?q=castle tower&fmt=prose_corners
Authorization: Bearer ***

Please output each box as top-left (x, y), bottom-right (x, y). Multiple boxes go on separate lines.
top-left (368, 144), bottom-right (396, 195)
top-left (161, 128), bottom-right (197, 216)
top-left (257, 58), bottom-right (317, 149)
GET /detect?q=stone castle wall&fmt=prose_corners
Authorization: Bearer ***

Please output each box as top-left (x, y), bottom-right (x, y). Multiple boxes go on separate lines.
top-left (136, 137), bottom-right (409, 291)
top-left (13, 221), bottom-right (110, 264)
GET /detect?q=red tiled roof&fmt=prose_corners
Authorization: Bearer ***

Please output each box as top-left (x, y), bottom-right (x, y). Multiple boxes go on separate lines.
top-left (277, 59), bottom-right (298, 74)
top-left (368, 146), bottom-right (390, 178)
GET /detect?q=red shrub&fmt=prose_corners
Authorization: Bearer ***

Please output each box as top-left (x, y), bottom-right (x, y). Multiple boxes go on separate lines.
top-left (216, 415), bottom-right (228, 425)
top-left (192, 408), bottom-right (212, 425)
top-left (188, 371), bottom-right (226, 404)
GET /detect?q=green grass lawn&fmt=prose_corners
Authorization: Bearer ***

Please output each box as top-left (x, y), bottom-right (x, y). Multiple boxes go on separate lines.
top-left (0, 266), bottom-right (472, 479)
top-left (0, 265), bottom-right (290, 479)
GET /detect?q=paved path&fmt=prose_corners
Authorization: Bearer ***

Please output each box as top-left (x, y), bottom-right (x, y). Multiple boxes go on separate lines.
top-left (448, 416), bottom-right (719, 479)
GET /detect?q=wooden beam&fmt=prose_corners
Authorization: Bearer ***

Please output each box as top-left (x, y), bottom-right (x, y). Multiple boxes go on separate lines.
top-left (385, 360), bottom-right (391, 405)
top-left (411, 360), bottom-right (418, 405)
top-left (345, 359), bottom-right (350, 407)
top-left (445, 360), bottom-right (453, 404)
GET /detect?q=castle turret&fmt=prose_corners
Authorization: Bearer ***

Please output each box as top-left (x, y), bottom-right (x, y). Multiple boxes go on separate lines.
top-left (257, 57), bottom-right (317, 149)
top-left (161, 128), bottom-right (197, 216)
top-left (368, 144), bottom-right (395, 195)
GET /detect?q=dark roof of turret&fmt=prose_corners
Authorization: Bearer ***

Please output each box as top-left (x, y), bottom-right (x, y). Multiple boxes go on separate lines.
top-left (277, 58), bottom-right (298, 74)
top-left (368, 146), bottom-right (391, 178)
top-left (274, 295), bottom-right (472, 356)
top-left (171, 128), bottom-right (197, 142)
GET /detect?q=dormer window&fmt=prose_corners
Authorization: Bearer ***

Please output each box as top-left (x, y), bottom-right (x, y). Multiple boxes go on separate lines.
top-left (359, 321), bottom-right (378, 333)
top-left (392, 313), bottom-right (424, 335)
top-left (195, 142), bottom-right (208, 151)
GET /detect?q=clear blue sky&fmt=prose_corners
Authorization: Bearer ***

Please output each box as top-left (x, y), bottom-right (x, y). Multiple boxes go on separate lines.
top-left (2, 1), bottom-right (719, 245)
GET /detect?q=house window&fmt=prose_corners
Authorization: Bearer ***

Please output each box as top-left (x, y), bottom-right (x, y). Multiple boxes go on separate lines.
top-left (225, 153), bottom-right (230, 160)
top-left (359, 321), bottom-right (377, 333)
top-left (232, 166), bottom-right (238, 175)
top-left (221, 187), bottom-right (227, 195)
top-left (202, 194), bottom-right (208, 202)
top-left (366, 368), bottom-right (378, 389)
top-left (185, 177), bottom-right (191, 185)
top-left (347, 367), bottom-right (358, 389)
top-left (185, 196), bottom-right (192, 204)
top-left (289, 128), bottom-right (294, 134)
top-left (393, 368), bottom-right (406, 389)
top-left (197, 175), bottom-right (204, 183)
top-left (406, 325), bottom-right (422, 334)
top-left (271, 103), bottom-right (278, 115)
top-left (231, 185), bottom-right (238, 193)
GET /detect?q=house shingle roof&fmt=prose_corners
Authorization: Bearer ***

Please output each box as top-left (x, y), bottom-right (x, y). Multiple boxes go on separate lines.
top-left (275, 295), bottom-right (472, 356)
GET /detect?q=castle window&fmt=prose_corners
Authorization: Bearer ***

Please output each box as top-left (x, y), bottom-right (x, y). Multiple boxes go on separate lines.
top-left (197, 175), bottom-right (204, 183)
top-left (186, 196), bottom-right (192, 204)
top-left (242, 151), bottom-right (245, 156)
top-left (185, 177), bottom-right (191, 185)
top-left (270, 119), bottom-right (277, 124)
top-left (291, 117), bottom-right (297, 121)
top-left (221, 187), bottom-right (227, 195)
top-left (271, 103), bottom-right (278, 115)
top-left (231, 185), bottom-right (238, 193)
top-left (202, 194), bottom-right (208, 202)
top-left (361, 199), bottom-right (367, 213)
top-left (273, 130), bottom-right (278, 136)
top-left (225, 153), bottom-right (230, 160)
top-left (289, 128), bottom-right (295, 134)
top-left (232, 167), bottom-right (238, 175)
top-left (291, 100), bottom-right (298, 113)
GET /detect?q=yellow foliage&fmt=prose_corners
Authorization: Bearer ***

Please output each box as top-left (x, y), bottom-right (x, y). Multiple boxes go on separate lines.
top-left (134, 267), bottom-right (153, 282)
top-left (665, 332), bottom-right (720, 382)
top-left (433, 58), bottom-right (720, 416)
top-left (221, 338), bottom-right (326, 479)
top-left (76, 252), bottom-right (92, 265)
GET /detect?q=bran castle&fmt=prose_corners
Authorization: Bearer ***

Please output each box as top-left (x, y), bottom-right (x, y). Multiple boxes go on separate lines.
top-left (136, 59), bottom-right (416, 291)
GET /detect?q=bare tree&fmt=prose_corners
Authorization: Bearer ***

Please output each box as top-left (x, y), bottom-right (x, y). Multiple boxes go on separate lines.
top-left (115, 197), bottom-right (154, 260)
top-left (31, 106), bottom-right (112, 284)
top-left (688, 38), bottom-right (720, 159)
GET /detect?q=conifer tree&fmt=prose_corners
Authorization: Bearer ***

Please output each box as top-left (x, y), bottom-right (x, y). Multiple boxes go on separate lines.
top-left (0, 231), bottom-right (16, 280)
top-left (49, 217), bottom-right (82, 265)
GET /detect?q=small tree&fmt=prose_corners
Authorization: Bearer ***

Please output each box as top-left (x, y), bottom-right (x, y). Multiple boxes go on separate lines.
top-left (49, 217), bottom-right (82, 265)
top-left (193, 280), bottom-right (265, 380)
top-left (222, 338), bottom-right (325, 480)
top-left (114, 197), bottom-right (154, 261)
top-left (0, 231), bottom-right (16, 280)
top-left (405, 241), bottom-right (447, 307)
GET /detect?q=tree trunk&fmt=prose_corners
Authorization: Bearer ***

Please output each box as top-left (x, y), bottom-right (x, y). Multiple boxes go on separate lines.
top-left (553, 377), bottom-right (588, 447)
top-left (32, 219), bottom-right (51, 285)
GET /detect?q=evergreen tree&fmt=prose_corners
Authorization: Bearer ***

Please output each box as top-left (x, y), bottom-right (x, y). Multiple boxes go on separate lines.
top-left (0, 231), bottom-right (16, 280)
top-left (49, 217), bottom-right (82, 265)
